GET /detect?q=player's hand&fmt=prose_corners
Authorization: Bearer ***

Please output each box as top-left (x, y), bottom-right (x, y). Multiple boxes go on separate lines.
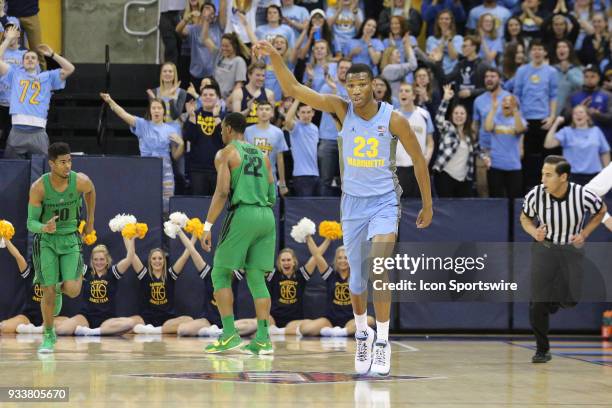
top-left (253, 40), bottom-right (276, 59)
top-left (569, 232), bottom-right (586, 248)
top-left (100, 93), bottom-right (113, 104)
top-left (201, 231), bottom-right (212, 252)
top-left (37, 44), bottom-right (54, 57)
top-left (416, 207), bottom-right (433, 229)
top-left (534, 224), bottom-right (547, 242)
top-left (84, 221), bottom-right (94, 236)
top-left (42, 216), bottom-right (59, 234)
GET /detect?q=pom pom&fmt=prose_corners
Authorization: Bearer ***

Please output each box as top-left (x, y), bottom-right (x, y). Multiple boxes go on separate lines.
top-left (109, 214), bottom-right (137, 232)
top-left (290, 217), bottom-right (316, 243)
top-left (78, 220), bottom-right (86, 234)
top-left (0, 220), bottom-right (15, 241)
top-left (164, 221), bottom-right (180, 239)
top-left (169, 212), bottom-right (189, 228)
top-left (319, 221), bottom-right (343, 240)
top-left (83, 231), bottom-right (97, 246)
top-left (121, 223), bottom-right (138, 239)
top-left (0, 238), bottom-right (5, 248)
top-left (184, 218), bottom-right (204, 239)
top-left (135, 223), bottom-right (148, 239)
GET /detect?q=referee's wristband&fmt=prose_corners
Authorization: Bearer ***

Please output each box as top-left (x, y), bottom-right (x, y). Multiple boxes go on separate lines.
top-left (204, 221), bottom-right (213, 232)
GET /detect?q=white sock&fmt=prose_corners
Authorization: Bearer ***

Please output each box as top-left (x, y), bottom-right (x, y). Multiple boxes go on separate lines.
top-left (376, 320), bottom-right (389, 342)
top-left (354, 312), bottom-right (368, 333)
top-left (133, 324), bottom-right (147, 334)
top-left (31, 325), bottom-right (43, 334)
top-left (269, 325), bottom-right (285, 335)
top-left (320, 327), bottom-right (334, 337)
top-left (88, 327), bottom-right (101, 336)
top-left (296, 324), bottom-right (303, 338)
top-left (16, 323), bottom-right (33, 333)
top-left (74, 326), bottom-right (89, 336)
top-left (148, 326), bottom-right (162, 334)
top-left (332, 326), bottom-right (348, 337)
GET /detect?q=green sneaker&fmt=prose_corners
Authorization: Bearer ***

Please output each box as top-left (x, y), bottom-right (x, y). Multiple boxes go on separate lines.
top-left (204, 333), bottom-right (243, 354)
top-left (240, 338), bottom-right (274, 355)
top-left (54, 284), bottom-right (62, 317)
top-left (38, 328), bottom-right (56, 354)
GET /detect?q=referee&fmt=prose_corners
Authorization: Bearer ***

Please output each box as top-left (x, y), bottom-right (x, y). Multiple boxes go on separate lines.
top-left (520, 155), bottom-right (607, 363)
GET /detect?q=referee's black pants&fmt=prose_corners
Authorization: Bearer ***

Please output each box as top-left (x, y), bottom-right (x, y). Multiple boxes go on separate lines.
top-left (529, 242), bottom-right (584, 352)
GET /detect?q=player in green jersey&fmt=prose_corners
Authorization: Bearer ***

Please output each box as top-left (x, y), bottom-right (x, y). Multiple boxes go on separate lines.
top-left (27, 142), bottom-right (96, 353)
top-left (200, 112), bottom-right (276, 355)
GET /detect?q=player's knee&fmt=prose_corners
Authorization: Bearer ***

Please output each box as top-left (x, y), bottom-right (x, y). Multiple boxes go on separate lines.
top-left (211, 267), bottom-right (233, 291)
top-left (349, 279), bottom-right (367, 295)
top-left (245, 270), bottom-right (270, 299)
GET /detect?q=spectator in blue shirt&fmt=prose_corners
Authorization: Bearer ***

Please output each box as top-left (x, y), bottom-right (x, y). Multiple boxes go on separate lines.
top-left (467, 0), bottom-right (511, 38)
top-left (304, 39), bottom-right (337, 92)
top-left (281, 0), bottom-right (310, 38)
top-left (342, 19), bottom-right (384, 76)
top-left (255, 5), bottom-right (296, 48)
top-left (382, 15), bottom-right (418, 65)
top-left (484, 94), bottom-right (527, 198)
top-left (421, 0), bottom-right (466, 36)
top-left (567, 65), bottom-right (612, 146)
top-left (513, 39), bottom-right (559, 189)
top-left (477, 13), bottom-right (504, 66)
top-left (426, 10), bottom-right (464, 75)
top-left (177, 2), bottom-right (222, 90)
top-left (544, 106), bottom-right (611, 185)
top-left (283, 100), bottom-right (320, 196)
top-left (327, 0), bottom-right (363, 56)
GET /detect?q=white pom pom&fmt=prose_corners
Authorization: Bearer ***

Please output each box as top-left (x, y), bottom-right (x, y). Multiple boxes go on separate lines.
top-left (0, 238), bottom-right (5, 248)
top-left (290, 217), bottom-right (316, 243)
top-left (109, 214), bottom-right (137, 232)
top-left (164, 221), bottom-right (180, 239)
top-left (169, 212), bottom-right (189, 228)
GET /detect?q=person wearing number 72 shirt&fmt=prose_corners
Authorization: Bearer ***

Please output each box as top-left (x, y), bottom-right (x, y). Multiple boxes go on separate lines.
top-left (0, 25), bottom-right (74, 159)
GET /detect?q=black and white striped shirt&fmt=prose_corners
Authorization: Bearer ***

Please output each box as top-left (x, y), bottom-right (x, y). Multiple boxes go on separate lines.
top-left (523, 183), bottom-right (603, 244)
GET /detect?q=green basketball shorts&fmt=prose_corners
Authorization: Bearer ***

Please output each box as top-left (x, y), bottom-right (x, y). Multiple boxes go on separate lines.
top-left (32, 232), bottom-right (84, 287)
top-left (213, 205), bottom-right (276, 271)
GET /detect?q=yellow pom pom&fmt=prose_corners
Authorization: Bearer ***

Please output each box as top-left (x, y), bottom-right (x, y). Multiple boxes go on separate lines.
top-left (184, 218), bottom-right (204, 239)
top-left (319, 221), bottom-right (343, 240)
top-left (83, 231), bottom-right (97, 246)
top-left (0, 220), bottom-right (15, 240)
top-left (136, 223), bottom-right (148, 239)
top-left (121, 223), bottom-right (138, 239)
top-left (78, 220), bottom-right (86, 234)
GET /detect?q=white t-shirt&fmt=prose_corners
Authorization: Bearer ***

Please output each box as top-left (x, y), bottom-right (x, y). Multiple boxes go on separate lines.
top-left (225, 0), bottom-right (261, 43)
top-left (396, 107), bottom-right (431, 167)
top-left (444, 139), bottom-right (470, 182)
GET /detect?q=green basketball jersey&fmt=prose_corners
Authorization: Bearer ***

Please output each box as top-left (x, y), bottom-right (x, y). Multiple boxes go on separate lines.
top-left (229, 140), bottom-right (272, 207)
top-left (40, 171), bottom-right (82, 235)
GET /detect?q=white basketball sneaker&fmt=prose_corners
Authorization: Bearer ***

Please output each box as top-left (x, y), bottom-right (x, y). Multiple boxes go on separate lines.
top-left (370, 340), bottom-right (391, 376)
top-left (354, 326), bottom-right (375, 374)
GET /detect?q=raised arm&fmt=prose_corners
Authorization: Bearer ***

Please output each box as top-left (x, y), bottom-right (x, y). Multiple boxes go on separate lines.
top-left (100, 93), bottom-right (137, 128)
top-left (305, 235), bottom-right (331, 273)
top-left (131, 238), bottom-right (145, 273)
top-left (283, 99), bottom-right (299, 131)
top-left (544, 116), bottom-right (564, 149)
top-left (176, 229), bottom-right (207, 271)
top-left (391, 111), bottom-right (433, 228)
top-left (77, 173), bottom-right (96, 236)
top-left (200, 13), bottom-right (218, 52)
top-left (38, 45), bottom-right (75, 80)
top-left (4, 238), bottom-right (27, 272)
top-left (254, 40), bottom-right (348, 118)
top-left (484, 98), bottom-right (497, 133)
top-left (0, 25), bottom-right (18, 75)
top-left (116, 236), bottom-right (136, 274)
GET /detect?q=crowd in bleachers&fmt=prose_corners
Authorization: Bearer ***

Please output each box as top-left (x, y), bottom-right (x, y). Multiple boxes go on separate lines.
top-left (1, 0), bottom-right (612, 202)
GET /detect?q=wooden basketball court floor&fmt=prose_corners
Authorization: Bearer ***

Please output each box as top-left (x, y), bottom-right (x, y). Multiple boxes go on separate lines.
top-left (0, 334), bottom-right (610, 407)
